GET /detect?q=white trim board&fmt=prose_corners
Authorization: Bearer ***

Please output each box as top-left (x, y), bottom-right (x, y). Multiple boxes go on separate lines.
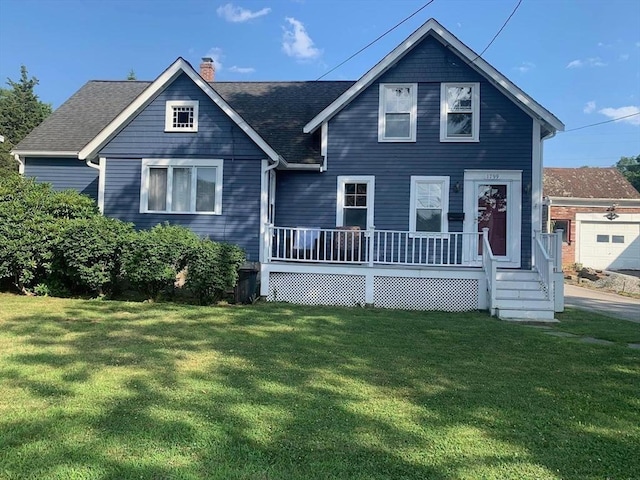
top-left (303, 18), bottom-right (564, 135)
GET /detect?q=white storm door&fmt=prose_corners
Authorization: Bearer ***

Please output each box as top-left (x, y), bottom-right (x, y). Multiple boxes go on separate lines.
top-left (463, 170), bottom-right (522, 268)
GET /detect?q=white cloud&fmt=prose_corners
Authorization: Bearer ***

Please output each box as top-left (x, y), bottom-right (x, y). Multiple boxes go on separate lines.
top-left (619, 53), bottom-right (630, 61)
top-left (282, 17), bottom-right (321, 60)
top-left (516, 61), bottom-right (535, 73)
top-left (583, 101), bottom-right (596, 114)
top-left (217, 3), bottom-right (271, 23)
top-left (205, 47), bottom-right (224, 71)
top-left (228, 66), bottom-right (255, 74)
top-left (636, 41), bottom-right (640, 48)
top-left (566, 57), bottom-right (606, 68)
top-left (598, 105), bottom-right (640, 126)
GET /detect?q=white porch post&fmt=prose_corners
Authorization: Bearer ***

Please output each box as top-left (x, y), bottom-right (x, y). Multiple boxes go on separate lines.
top-left (554, 230), bottom-right (565, 312)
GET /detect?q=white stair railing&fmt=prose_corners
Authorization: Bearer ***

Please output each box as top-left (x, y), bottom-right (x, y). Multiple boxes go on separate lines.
top-left (481, 228), bottom-right (497, 315)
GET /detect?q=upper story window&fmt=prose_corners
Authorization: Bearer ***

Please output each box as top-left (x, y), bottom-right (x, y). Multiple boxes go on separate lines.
top-left (409, 176), bottom-right (450, 233)
top-left (165, 100), bottom-right (199, 132)
top-left (140, 159), bottom-right (223, 214)
top-left (378, 84), bottom-right (417, 142)
top-left (440, 83), bottom-right (479, 142)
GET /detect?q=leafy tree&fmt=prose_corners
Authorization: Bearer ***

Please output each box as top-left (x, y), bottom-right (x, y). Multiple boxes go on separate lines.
top-left (0, 66), bottom-right (52, 173)
top-left (614, 154), bottom-right (640, 193)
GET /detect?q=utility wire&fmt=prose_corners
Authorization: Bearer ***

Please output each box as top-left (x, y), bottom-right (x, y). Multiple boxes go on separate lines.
top-left (562, 112), bottom-right (640, 132)
top-left (471, 0), bottom-right (523, 62)
top-left (316, 0), bottom-right (437, 81)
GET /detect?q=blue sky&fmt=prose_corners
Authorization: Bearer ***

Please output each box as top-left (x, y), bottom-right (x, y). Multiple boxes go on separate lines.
top-left (1, 0), bottom-right (638, 167)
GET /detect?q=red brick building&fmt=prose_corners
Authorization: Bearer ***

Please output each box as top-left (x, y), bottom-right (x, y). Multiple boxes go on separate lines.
top-left (543, 167), bottom-right (640, 270)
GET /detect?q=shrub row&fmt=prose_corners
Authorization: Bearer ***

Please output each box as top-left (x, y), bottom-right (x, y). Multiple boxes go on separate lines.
top-left (0, 174), bottom-right (245, 303)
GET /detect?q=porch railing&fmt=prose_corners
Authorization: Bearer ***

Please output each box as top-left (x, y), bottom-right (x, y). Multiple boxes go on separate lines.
top-left (537, 230), bottom-right (563, 272)
top-left (267, 225), bottom-right (482, 267)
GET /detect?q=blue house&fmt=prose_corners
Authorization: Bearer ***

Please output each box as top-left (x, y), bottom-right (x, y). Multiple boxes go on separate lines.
top-left (13, 19), bottom-right (565, 319)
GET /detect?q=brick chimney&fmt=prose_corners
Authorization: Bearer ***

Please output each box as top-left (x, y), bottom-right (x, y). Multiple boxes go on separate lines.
top-left (200, 57), bottom-right (215, 82)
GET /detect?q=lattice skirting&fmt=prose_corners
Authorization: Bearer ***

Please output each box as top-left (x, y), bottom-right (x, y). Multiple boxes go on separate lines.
top-left (266, 271), bottom-right (479, 311)
top-left (268, 272), bottom-right (366, 306)
top-left (374, 276), bottom-right (478, 311)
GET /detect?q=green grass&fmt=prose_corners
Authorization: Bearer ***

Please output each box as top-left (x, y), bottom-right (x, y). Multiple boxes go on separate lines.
top-left (0, 294), bottom-right (638, 480)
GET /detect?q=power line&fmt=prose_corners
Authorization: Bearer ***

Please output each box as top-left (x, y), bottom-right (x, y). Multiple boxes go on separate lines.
top-left (316, 0), bottom-right (437, 81)
top-left (562, 112), bottom-right (640, 132)
top-left (471, 0), bottom-right (523, 62)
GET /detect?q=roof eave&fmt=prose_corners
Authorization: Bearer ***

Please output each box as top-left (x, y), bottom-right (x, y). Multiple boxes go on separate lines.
top-left (11, 150), bottom-right (79, 158)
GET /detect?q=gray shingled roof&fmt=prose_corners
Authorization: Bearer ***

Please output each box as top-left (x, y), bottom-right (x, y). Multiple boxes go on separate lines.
top-left (15, 81), bottom-right (151, 152)
top-left (544, 167), bottom-right (640, 199)
top-left (15, 78), bottom-right (354, 165)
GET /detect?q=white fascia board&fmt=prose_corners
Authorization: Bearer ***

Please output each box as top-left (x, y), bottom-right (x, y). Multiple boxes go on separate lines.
top-left (304, 18), bottom-right (564, 134)
top-left (11, 150), bottom-right (79, 157)
top-left (79, 57), bottom-right (281, 162)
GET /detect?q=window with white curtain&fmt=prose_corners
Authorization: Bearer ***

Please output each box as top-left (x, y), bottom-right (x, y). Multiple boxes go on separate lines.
top-left (378, 84), bottom-right (417, 142)
top-left (409, 176), bottom-right (450, 233)
top-left (140, 159), bottom-right (223, 214)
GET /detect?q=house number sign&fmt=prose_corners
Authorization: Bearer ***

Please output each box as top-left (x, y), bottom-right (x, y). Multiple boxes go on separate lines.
top-left (485, 173), bottom-right (500, 180)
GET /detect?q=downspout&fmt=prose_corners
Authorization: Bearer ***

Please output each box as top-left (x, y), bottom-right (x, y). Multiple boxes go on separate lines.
top-left (85, 157), bottom-right (100, 171)
top-left (14, 154), bottom-right (24, 175)
top-left (85, 157), bottom-right (104, 213)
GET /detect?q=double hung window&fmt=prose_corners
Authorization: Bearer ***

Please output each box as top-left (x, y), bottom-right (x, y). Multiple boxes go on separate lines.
top-left (337, 176), bottom-right (375, 229)
top-left (141, 159), bottom-right (223, 214)
top-left (440, 83), bottom-right (479, 142)
top-left (409, 176), bottom-right (450, 233)
top-left (378, 84), bottom-right (417, 142)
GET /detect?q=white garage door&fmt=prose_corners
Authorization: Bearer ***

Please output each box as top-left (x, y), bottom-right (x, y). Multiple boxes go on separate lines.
top-left (579, 221), bottom-right (640, 270)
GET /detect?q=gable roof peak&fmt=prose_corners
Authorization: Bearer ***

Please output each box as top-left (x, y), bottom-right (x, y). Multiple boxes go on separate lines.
top-left (304, 18), bottom-right (563, 135)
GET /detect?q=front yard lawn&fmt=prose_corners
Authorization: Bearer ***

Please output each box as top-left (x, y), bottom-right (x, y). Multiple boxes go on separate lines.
top-left (0, 294), bottom-right (638, 479)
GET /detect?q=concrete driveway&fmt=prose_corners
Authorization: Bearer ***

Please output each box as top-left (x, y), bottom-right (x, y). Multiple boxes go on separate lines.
top-left (564, 284), bottom-right (640, 323)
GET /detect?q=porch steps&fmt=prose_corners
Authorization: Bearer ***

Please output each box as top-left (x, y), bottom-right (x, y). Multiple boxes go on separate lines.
top-left (493, 269), bottom-right (555, 321)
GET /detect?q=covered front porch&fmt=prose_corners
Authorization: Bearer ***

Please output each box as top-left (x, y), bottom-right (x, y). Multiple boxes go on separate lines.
top-left (260, 226), bottom-right (564, 318)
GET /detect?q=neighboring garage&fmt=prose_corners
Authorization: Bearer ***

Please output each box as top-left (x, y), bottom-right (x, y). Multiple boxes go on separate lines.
top-left (577, 216), bottom-right (640, 270)
top-left (544, 167), bottom-right (640, 271)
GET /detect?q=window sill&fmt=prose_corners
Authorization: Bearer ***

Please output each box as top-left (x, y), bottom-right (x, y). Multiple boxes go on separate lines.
top-left (439, 137), bottom-right (479, 143)
top-left (141, 210), bottom-right (221, 215)
top-left (378, 137), bottom-right (416, 143)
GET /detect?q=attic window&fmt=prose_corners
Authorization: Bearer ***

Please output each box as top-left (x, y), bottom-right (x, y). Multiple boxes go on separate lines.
top-left (440, 83), bottom-right (479, 142)
top-left (165, 100), bottom-right (199, 132)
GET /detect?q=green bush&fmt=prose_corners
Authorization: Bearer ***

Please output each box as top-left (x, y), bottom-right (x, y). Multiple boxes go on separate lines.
top-left (122, 223), bottom-right (199, 300)
top-left (0, 175), bottom-right (98, 293)
top-left (186, 241), bottom-right (245, 305)
top-left (56, 216), bottom-right (134, 296)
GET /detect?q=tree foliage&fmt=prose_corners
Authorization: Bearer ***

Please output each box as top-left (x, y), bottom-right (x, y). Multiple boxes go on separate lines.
top-left (614, 154), bottom-right (640, 193)
top-left (0, 66), bottom-right (52, 173)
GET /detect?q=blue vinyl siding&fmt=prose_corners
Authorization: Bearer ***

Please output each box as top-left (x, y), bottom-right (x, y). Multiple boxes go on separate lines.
top-left (96, 72), bottom-right (266, 260)
top-left (100, 73), bottom-right (265, 159)
top-left (276, 35), bottom-right (534, 267)
top-left (23, 157), bottom-right (99, 200)
top-left (103, 158), bottom-right (262, 260)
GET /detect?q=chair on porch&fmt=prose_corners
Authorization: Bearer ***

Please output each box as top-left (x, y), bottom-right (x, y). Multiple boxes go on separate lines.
top-left (333, 226), bottom-right (361, 261)
top-left (291, 228), bottom-right (321, 260)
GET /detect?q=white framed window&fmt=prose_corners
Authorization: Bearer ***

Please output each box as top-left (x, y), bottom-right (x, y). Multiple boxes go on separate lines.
top-left (165, 100), bottom-right (199, 132)
top-left (440, 83), bottom-right (479, 142)
top-left (337, 176), bottom-right (375, 229)
top-left (409, 176), bottom-right (450, 233)
top-left (140, 159), bottom-right (223, 214)
top-left (378, 84), bottom-right (417, 142)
